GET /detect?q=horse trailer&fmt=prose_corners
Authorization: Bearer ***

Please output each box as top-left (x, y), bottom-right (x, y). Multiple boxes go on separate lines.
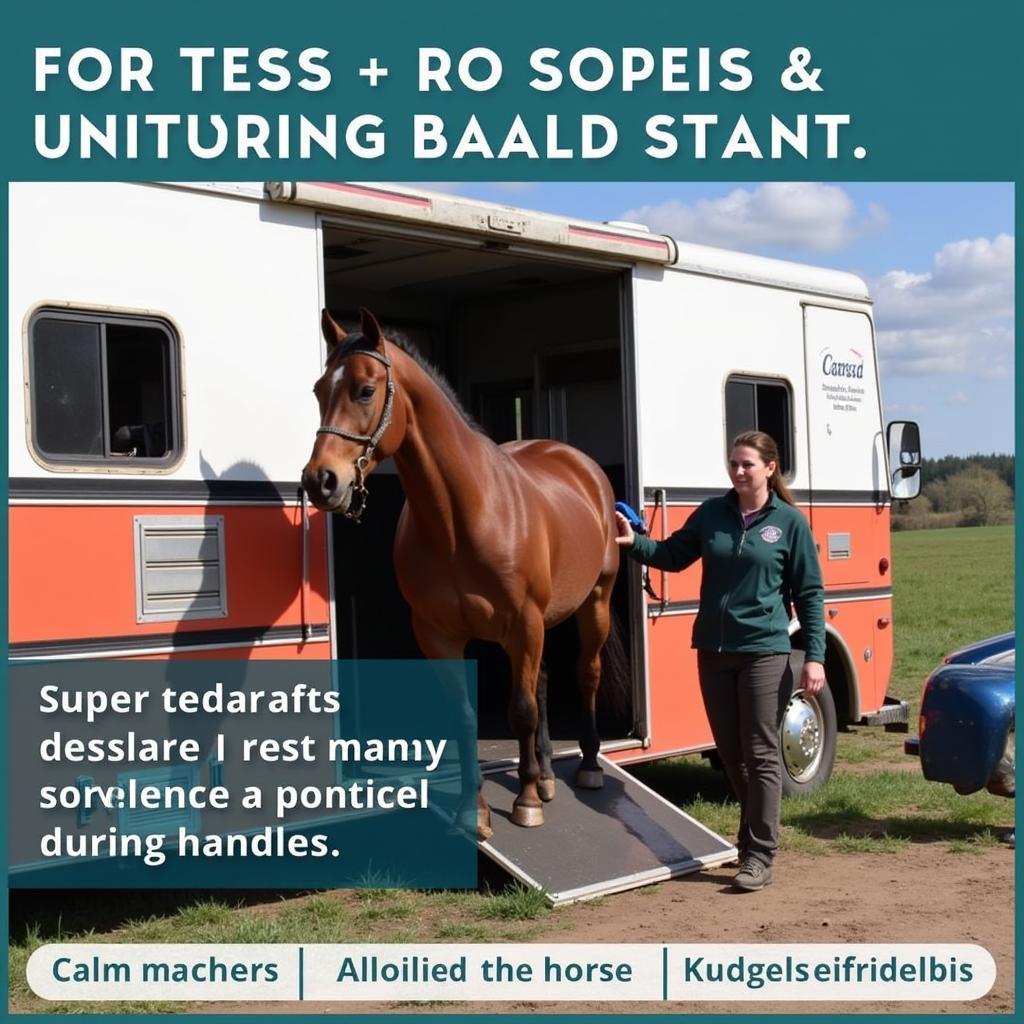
top-left (8, 181), bottom-right (916, 896)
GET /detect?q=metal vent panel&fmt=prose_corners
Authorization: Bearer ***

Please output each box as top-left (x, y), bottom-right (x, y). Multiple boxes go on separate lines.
top-left (827, 532), bottom-right (852, 560)
top-left (134, 515), bottom-right (227, 622)
top-left (116, 764), bottom-right (201, 836)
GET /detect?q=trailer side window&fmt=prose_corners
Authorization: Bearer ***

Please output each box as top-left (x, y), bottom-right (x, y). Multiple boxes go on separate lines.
top-left (725, 376), bottom-right (793, 475)
top-left (28, 310), bottom-right (181, 468)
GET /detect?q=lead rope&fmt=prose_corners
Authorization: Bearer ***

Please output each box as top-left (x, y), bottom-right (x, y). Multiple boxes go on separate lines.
top-left (641, 505), bottom-right (662, 602)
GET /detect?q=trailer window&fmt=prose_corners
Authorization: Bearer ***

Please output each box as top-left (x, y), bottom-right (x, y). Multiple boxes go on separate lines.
top-left (29, 310), bottom-right (181, 468)
top-left (725, 376), bottom-right (793, 475)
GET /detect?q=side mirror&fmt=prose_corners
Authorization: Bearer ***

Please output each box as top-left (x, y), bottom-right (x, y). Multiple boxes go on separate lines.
top-left (886, 421), bottom-right (922, 499)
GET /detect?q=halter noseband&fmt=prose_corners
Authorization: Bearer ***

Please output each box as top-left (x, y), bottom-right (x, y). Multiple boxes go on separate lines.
top-left (316, 343), bottom-right (395, 522)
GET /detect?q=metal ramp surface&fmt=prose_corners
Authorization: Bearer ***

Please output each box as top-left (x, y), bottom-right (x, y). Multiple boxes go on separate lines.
top-left (480, 754), bottom-right (737, 905)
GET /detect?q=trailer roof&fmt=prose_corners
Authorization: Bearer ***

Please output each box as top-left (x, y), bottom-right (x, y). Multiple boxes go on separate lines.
top-left (670, 238), bottom-right (871, 302)
top-left (277, 181), bottom-right (872, 302)
top-left (172, 182), bottom-right (872, 302)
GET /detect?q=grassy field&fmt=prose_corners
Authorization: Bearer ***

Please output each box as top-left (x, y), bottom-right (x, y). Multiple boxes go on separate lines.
top-left (889, 525), bottom-right (1014, 702)
top-left (8, 525), bottom-right (1015, 1014)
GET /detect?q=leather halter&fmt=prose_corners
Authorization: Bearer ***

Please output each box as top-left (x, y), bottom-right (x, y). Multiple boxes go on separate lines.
top-left (316, 343), bottom-right (395, 522)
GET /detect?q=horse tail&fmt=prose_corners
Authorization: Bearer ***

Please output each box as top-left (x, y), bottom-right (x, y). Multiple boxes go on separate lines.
top-left (597, 609), bottom-right (632, 726)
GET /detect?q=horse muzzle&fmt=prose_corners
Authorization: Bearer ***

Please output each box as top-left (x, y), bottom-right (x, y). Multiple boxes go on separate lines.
top-left (301, 464), bottom-right (355, 514)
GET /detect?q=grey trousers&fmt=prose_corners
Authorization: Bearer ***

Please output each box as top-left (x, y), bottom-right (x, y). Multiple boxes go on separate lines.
top-left (697, 650), bottom-right (794, 866)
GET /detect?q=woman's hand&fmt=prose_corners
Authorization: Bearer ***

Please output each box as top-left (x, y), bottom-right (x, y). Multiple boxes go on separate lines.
top-left (801, 660), bottom-right (826, 695)
top-left (614, 511), bottom-right (635, 547)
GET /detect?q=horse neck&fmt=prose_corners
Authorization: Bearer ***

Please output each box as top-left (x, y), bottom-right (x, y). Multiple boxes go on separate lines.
top-left (389, 348), bottom-right (494, 546)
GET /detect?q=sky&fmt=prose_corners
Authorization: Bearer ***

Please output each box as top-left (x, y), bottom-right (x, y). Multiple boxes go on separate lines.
top-left (412, 182), bottom-right (1014, 460)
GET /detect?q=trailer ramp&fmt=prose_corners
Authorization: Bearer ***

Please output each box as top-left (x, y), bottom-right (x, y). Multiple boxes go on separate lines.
top-left (480, 754), bottom-right (736, 905)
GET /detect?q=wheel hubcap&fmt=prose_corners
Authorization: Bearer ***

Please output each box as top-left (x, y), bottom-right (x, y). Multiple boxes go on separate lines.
top-left (782, 691), bottom-right (824, 783)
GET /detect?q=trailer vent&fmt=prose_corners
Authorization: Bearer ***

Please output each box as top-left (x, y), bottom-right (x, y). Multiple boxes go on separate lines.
top-left (117, 764), bottom-right (201, 836)
top-left (827, 532), bottom-right (852, 560)
top-left (133, 516), bottom-right (227, 623)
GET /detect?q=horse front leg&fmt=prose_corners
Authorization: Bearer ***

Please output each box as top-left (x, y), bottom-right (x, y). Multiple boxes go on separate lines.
top-left (411, 615), bottom-right (489, 841)
top-left (505, 607), bottom-right (546, 827)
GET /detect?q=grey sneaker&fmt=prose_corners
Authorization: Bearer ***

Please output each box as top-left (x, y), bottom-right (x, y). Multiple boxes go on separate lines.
top-left (733, 857), bottom-right (772, 891)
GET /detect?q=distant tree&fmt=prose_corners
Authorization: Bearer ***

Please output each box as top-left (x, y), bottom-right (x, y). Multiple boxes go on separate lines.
top-left (891, 492), bottom-right (934, 530)
top-left (944, 468), bottom-right (1014, 526)
top-left (921, 453), bottom-right (1014, 494)
top-left (922, 478), bottom-right (950, 512)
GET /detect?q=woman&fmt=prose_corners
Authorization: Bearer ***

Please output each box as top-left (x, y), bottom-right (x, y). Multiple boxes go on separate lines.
top-left (616, 431), bottom-right (825, 892)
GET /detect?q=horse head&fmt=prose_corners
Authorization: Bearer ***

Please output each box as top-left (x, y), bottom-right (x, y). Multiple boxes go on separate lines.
top-left (301, 307), bottom-right (405, 518)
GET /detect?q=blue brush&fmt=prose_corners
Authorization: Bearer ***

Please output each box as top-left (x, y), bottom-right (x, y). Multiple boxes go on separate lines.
top-left (614, 500), bottom-right (648, 535)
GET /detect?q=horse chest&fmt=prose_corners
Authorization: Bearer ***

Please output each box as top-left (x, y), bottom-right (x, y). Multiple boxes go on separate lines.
top-left (394, 535), bottom-right (524, 640)
top-left (402, 550), bottom-right (514, 604)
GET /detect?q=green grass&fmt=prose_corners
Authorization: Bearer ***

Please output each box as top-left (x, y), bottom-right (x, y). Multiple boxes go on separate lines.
top-left (834, 524), bottom-right (1014, 770)
top-left (946, 830), bottom-right (1002, 854)
top-left (889, 525), bottom-right (1014, 704)
top-left (832, 832), bottom-right (911, 854)
top-left (473, 884), bottom-right (549, 921)
top-left (637, 758), bottom-right (1013, 856)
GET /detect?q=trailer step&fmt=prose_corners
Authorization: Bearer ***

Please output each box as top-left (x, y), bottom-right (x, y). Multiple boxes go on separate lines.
top-left (861, 696), bottom-right (910, 732)
top-left (479, 754), bottom-right (736, 905)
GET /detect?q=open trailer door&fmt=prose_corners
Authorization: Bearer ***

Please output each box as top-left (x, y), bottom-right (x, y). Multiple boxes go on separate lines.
top-left (479, 755), bottom-right (736, 905)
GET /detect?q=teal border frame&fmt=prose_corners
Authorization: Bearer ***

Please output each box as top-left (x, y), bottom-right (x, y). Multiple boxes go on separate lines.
top-left (3, 0), bottom-right (1020, 1020)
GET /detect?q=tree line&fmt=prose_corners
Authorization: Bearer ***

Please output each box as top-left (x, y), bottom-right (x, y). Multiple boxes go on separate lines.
top-left (920, 453), bottom-right (1014, 494)
top-left (893, 453), bottom-right (1014, 530)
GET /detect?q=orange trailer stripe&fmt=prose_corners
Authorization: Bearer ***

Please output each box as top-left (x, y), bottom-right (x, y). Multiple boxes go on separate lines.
top-left (9, 505), bottom-right (329, 645)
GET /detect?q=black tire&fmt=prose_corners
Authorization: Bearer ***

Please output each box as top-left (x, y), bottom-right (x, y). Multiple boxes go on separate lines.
top-left (779, 661), bottom-right (838, 796)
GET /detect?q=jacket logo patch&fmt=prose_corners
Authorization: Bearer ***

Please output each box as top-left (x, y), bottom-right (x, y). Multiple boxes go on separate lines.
top-left (760, 525), bottom-right (783, 543)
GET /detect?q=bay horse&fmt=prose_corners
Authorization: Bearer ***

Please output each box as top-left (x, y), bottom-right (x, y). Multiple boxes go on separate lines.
top-left (301, 308), bottom-right (621, 841)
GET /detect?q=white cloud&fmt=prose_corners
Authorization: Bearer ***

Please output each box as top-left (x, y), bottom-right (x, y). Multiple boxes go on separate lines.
top-left (618, 182), bottom-right (887, 252)
top-left (978, 363), bottom-right (1011, 381)
top-left (874, 235), bottom-right (1015, 380)
top-left (877, 324), bottom-right (1013, 378)
top-left (874, 234), bottom-right (1014, 330)
top-left (944, 391), bottom-right (970, 406)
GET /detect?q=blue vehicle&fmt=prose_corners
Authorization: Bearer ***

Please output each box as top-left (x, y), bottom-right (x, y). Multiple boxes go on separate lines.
top-left (905, 633), bottom-right (1015, 799)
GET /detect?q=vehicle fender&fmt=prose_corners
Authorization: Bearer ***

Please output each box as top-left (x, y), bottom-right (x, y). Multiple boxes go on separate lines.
top-left (919, 664), bottom-right (1015, 794)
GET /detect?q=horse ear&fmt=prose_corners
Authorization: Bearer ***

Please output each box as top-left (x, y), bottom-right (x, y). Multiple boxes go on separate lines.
top-left (359, 307), bottom-right (386, 352)
top-left (321, 309), bottom-right (347, 353)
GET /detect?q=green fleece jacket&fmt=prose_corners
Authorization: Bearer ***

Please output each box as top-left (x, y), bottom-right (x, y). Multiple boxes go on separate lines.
top-left (628, 490), bottom-right (825, 662)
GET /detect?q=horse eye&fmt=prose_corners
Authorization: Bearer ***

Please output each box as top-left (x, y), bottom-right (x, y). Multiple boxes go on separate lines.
top-left (358, 385), bottom-right (376, 402)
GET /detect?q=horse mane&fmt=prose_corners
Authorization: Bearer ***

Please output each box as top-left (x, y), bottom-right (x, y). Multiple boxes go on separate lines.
top-left (335, 322), bottom-right (485, 434)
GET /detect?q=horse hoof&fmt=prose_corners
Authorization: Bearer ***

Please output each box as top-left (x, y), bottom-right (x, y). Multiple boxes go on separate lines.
top-left (576, 768), bottom-right (604, 790)
top-left (476, 809), bottom-right (493, 843)
top-left (537, 777), bottom-right (556, 802)
top-left (512, 804), bottom-right (544, 828)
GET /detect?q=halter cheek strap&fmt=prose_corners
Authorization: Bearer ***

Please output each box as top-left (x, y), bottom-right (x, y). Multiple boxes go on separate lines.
top-left (316, 346), bottom-right (395, 522)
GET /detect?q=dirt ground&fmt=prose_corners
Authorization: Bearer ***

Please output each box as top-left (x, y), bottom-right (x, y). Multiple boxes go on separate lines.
top-left (208, 841), bottom-right (1014, 1016)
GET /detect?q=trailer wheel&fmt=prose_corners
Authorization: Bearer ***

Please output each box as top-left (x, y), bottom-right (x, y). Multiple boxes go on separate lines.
top-left (780, 683), bottom-right (837, 796)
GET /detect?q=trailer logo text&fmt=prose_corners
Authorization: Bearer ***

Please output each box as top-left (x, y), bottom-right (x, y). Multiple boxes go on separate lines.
top-left (818, 347), bottom-right (867, 414)
top-left (821, 348), bottom-right (864, 379)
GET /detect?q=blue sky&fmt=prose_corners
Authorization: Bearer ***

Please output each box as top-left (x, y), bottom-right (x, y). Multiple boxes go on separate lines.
top-left (414, 182), bottom-right (1014, 459)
